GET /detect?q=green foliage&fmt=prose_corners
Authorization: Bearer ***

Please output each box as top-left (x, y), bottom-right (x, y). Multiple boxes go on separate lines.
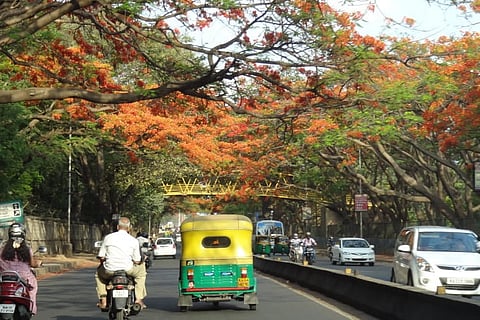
top-left (0, 104), bottom-right (43, 201)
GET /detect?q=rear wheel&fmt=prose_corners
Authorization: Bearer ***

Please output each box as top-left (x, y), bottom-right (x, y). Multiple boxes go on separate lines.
top-left (116, 310), bottom-right (124, 320)
top-left (16, 304), bottom-right (31, 320)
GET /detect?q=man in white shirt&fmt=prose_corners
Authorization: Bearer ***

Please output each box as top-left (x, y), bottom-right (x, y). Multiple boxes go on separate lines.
top-left (95, 216), bottom-right (147, 309)
top-left (302, 232), bottom-right (317, 247)
top-left (301, 232), bottom-right (317, 261)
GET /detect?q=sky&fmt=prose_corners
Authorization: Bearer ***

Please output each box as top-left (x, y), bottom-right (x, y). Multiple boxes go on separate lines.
top-left (187, 0), bottom-right (480, 48)
top-left (336, 0), bottom-right (480, 40)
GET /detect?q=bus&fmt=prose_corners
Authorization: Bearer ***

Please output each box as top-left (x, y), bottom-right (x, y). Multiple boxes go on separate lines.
top-left (253, 220), bottom-right (286, 255)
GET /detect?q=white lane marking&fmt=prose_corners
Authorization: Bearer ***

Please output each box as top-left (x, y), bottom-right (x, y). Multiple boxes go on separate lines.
top-left (266, 276), bottom-right (362, 320)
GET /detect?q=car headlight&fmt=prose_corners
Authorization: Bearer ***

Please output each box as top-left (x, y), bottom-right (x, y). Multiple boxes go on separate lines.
top-left (343, 251), bottom-right (351, 256)
top-left (416, 256), bottom-right (433, 272)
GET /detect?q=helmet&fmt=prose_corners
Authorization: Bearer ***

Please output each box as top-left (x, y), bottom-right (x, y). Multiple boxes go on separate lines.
top-left (293, 233), bottom-right (298, 239)
top-left (8, 223), bottom-right (26, 239)
top-left (306, 232), bottom-right (311, 237)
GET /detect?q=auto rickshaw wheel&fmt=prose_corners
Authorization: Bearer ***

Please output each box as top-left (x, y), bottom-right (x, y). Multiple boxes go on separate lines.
top-left (249, 304), bottom-right (257, 310)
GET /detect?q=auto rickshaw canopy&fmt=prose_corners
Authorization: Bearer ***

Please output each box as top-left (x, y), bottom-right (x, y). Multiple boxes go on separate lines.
top-left (180, 214), bottom-right (253, 263)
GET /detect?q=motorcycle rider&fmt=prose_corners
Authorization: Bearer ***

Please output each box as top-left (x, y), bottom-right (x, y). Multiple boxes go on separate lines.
top-left (0, 223), bottom-right (42, 315)
top-left (136, 231), bottom-right (152, 268)
top-left (289, 233), bottom-right (302, 261)
top-left (327, 236), bottom-right (335, 260)
top-left (95, 216), bottom-right (147, 310)
top-left (301, 232), bottom-right (317, 261)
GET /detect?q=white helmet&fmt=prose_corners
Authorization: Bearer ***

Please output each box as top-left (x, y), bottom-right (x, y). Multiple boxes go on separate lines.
top-left (306, 232), bottom-right (311, 237)
top-left (293, 233), bottom-right (298, 239)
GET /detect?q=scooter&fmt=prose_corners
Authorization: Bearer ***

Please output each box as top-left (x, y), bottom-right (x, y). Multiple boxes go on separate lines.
top-left (289, 243), bottom-right (303, 263)
top-left (0, 247), bottom-right (47, 320)
top-left (0, 271), bottom-right (34, 320)
top-left (303, 245), bottom-right (315, 265)
top-left (102, 271), bottom-right (142, 320)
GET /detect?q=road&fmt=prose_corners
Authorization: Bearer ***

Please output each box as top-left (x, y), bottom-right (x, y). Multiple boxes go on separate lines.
top-left (37, 255), bottom-right (380, 320)
top-left (286, 252), bottom-right (393, 281)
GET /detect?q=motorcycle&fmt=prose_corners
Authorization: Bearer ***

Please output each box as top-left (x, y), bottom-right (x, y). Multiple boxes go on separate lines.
top-left (102, 270), bottom-right (142, 320)
top-left (140, 243), bottom-right (152, 270)
top-left (0, 246), bottom-right (47, 320)
top-left (327, 237), bottom-right (334, 262)
top-left (303, 245), bottom-right (315, 265)
top-left (289, 243), bottom-right (303, 263)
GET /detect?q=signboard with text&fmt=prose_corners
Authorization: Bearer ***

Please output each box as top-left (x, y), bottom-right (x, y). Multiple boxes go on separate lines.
top-left (0, 201), bottom-right (24, 228)
top-left (354, 194), bottom-right (369, 212)
top-left (474, 162), bottom-right (480, 192)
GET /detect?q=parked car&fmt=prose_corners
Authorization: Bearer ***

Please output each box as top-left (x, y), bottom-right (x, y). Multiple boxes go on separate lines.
top-left (331, 237), bottom-right (375, 266)
top-left (391, 225), bottom-right (480, 296)
top-left (153, 237), bottom-right (177, 259)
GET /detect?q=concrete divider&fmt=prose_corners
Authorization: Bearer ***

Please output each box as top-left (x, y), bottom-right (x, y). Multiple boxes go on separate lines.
top-left (254, 256), bottom-right (480, 320)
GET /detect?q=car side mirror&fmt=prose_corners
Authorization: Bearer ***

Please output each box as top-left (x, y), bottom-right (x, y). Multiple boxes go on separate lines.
top-left (370, 245), bottom-right (375, 249)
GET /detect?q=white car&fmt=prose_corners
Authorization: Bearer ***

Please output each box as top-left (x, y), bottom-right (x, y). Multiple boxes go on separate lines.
top-left (331, 237), bottom-right (375, 266)
top-left (153, 237), bottom-right (176, 259)
top-left (391, 225), bottom-right (480, 296)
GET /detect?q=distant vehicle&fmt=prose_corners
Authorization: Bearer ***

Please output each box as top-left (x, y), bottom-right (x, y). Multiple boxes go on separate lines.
top-left (331, 237), bottom-right (375, 266)
top-left (253, 219), bottom-right (284, 255)
top-left (175, 234), bottom-right (182, 243)
top-left (153, 237), bottom-right (176, 259)
top-left (391, 225), bottom-right (480, 296)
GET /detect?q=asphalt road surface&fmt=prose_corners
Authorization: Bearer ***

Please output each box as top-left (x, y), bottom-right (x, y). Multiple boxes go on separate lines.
top-left (37, 256), bottom-right (380, 320)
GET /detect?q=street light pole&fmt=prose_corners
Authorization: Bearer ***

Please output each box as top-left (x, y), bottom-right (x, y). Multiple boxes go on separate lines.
top-left (358, 149), bottom-right (363, 238)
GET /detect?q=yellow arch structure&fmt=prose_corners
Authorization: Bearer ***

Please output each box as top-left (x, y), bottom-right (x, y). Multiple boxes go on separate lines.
top-left (160, 177), bottom-right (324, 202)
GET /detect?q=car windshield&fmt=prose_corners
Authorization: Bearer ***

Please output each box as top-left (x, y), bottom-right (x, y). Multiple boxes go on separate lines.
top-left (342, 239), bottom-right (369, 248)
top-left (417, 231), bottom-right (478, 252)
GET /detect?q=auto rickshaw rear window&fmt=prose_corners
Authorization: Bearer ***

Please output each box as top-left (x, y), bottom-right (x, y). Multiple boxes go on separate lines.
top-left (202, 236), bottom-right (231, 248)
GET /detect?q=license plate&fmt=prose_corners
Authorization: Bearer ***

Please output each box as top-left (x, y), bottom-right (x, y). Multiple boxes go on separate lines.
top-left (112, 289), bottom-right (129, 298)
top-left (0, 304), bottom-right (15, 313)
top-left (446, 278), bottom-right (475, 285)
top-left (237, 278), bottom-right (249, 287)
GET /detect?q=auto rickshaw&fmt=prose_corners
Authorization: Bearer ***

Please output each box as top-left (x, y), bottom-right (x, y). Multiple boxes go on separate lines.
top-left (273, 235), bottom-right (290, 255)
top-left (177, 214), bottom-right (258, 311)
top-left (253, 235), bottom-right (272, 255)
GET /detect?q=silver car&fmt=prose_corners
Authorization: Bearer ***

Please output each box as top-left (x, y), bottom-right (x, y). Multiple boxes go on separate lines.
top-left (153, 237), bottom-right (177, 259)
top-left (391, 225), bottom-right (480, 295)
top-left (331, 237), bottom-right (375, 266)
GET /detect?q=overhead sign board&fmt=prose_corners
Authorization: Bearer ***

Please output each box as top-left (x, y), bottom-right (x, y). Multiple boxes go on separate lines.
top-left (474, 162), bottom-right (480, 192)
top-left (0, 201), bottom-right (24, 228)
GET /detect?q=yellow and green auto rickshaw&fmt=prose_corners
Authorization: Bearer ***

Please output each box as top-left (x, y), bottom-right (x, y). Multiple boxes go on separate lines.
top-left (177, 214), bottom-right (258, 311)
top-left (253, 235), bottom-right (272, 255)
top-left (273, 235), bottom-right (290, 255)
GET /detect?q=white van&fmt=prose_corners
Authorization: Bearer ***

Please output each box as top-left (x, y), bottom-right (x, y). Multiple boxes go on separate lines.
top-left (391, 225), bottom-right (480, 296)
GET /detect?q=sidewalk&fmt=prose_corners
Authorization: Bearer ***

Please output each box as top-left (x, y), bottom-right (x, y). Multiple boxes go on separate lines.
top-left (35, 253), bottom-right (98, 280)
